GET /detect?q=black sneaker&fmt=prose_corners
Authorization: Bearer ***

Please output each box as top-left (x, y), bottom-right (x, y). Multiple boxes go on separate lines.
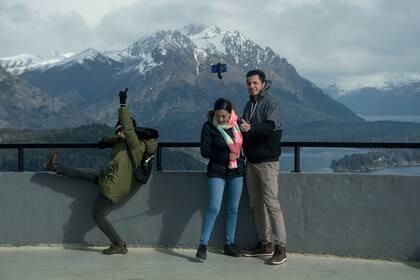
top-left (102, 241), bottom-right (128, 255)
top-left (268, 245), bottom-right (287, 265)
top-left (196, 244), bottom-right (207, 261)
top-left (243, 241), bottom-right (273, 257)
top-left (224, 244), bottom-right (241, 257)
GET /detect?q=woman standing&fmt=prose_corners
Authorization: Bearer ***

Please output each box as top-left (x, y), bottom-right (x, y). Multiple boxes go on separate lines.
top-left (196, 98), bottom-right (244, 261)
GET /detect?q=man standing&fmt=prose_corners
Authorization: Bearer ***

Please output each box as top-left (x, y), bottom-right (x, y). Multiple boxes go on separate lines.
top-left (239, 69), bottom-right (287, 265)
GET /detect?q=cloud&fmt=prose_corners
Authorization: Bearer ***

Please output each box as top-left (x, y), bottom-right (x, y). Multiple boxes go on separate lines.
top-left (245, 0), bottom-right (420, 82)
top-left (1, 0), bottom-right (420, 83)
top-left (94, 1), bottom-right (222, 50)
top-left (0, 3), bottom-right (94, 57)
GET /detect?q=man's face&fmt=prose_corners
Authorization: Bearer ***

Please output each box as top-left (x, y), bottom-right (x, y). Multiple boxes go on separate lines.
top-left (246, 75), bottom-right (265, 97)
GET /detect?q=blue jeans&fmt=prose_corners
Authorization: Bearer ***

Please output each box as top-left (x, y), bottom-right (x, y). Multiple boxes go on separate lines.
top-left (199, 176), bottom-right (243, 245)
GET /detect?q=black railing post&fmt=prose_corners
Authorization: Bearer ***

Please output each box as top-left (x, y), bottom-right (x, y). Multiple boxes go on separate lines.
top-left (18, 146), bottom-right (24, 172)
top-left (293, 146), bottom-right (301, 172)
top-left (157, 146), bottom-right (162, 171)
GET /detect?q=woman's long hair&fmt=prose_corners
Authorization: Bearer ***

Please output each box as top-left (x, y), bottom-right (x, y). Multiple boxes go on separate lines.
top-left (207, 98), bottom-right (233, 120)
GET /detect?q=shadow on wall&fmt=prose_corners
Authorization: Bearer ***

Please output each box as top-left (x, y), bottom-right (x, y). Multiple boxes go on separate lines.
top-left (29, 172), bottom-right (208, 252)
top-left (28, 172), bottom-right (257, 259)
top-left (412, 248), bottom-right (420, 261)
top-left (145, 173), bottom-right (206, 261)
top-left (112, 173), bottom-right (256, 261)
top-left (29, 172), bottom-right (143, 246)
top-left (30, 173), bottom-right (97, 245)
top-left (406, 248), bottom-right (420, 268)
top-left (145, 173), bottom-right (258, 258)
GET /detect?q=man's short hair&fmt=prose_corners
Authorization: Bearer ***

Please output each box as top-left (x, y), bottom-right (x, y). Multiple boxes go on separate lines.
top-left (246, 69), bottom-right (266, 82)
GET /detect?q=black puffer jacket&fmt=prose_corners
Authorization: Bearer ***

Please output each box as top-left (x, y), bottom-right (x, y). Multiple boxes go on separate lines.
top-left (200, 121), bottom-right (244, 179)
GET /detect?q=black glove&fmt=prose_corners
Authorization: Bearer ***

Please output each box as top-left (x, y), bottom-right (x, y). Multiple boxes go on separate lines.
top-left (98, 140), bottom-right (108, 150)
top-left (119, 88), bottom-right (128, 106)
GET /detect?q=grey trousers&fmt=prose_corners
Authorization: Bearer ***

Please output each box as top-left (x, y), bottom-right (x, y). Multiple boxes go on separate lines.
top-left (54, 164), bottom-right (123, 243)
top-left (55, 164), bottom-right (99, 184)
top-left (245, 161), bottom-right (286, 245)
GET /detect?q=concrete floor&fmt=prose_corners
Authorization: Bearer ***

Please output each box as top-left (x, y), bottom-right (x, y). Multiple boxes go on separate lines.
top-left (0, 246), bottom-right (419, 280)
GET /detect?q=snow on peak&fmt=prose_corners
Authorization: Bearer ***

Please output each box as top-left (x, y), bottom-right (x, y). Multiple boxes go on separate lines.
top-left (335, 72), bottom-right (420, 91)
top-left (0, 54), bottom-right (42, 75)
top-left (109, 24), bottom-right (260, 67)
top-left (106, 30), bottom-right (179, 61)
top-left (0, 25), bottom-right (272, 77)
top-left (0, 52), bottom-right (75, 75)
top-left (50, 51), bottom-right (75, 59)
top-left (0, 53), bottom-right (42, 67)
top-left (42, 48), bottom-right (111, 71)
top-left (177, 24), bottom-right (228, 55)
top-left (178, 24), bottom-right (266, 65)
top-left (179, 24), bottom-right (223, 38)
top-left (66, 48), bottom-right (100, 62)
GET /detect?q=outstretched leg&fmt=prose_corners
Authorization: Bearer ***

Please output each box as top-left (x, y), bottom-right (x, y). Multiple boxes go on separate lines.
top-left (43, 150), bottom-right (99, 184)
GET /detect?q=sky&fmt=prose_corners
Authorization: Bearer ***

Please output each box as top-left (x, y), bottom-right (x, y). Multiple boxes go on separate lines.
top-left (1, 0), bottom-right (420, 85)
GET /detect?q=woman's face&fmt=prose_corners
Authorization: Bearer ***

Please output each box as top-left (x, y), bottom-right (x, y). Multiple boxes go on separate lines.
top-left (214, 109), bottom-right (231, 124)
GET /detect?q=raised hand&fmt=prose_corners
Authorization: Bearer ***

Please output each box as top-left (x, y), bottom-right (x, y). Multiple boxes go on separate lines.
top-left (119, 88), bottom-right (128, 106)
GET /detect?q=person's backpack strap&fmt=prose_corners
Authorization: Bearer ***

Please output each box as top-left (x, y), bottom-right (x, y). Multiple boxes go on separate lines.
top-left (127, 145), bottom-right (154, 185)
top-left (127, 126), bottom-right (159, 184)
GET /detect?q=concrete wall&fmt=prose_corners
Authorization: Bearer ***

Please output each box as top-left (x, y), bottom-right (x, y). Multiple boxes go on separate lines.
top-left (0, 172), bottom-right (419, 261)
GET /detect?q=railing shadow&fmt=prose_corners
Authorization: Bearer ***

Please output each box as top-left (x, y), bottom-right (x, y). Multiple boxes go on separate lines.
top-left (145, 173), bottom-right (207, 262)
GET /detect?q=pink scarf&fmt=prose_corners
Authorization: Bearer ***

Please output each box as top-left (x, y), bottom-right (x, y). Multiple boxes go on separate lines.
top-left (213, 111), bottom-right (243, 169)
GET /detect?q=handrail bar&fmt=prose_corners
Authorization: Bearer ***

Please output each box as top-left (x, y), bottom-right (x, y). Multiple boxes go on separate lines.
top-left (1, 142), bottom-right (420, 172)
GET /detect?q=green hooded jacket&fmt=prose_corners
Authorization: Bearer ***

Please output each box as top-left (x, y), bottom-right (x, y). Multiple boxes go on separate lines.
top-left (97, 107), bottom-right (153, 203)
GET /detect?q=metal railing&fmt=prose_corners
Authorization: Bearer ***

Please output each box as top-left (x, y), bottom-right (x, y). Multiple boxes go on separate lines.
top-left (1, 142), bottom-right (420, 172)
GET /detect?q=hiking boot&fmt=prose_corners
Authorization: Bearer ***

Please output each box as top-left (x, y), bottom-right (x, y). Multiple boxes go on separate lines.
top-left (224, 244), bottom-right (241, 257)
top-left (268, 245), bottom-right (287, 265)
top-left (243, 241), bottom-right (273, 257)
top-left (196, 244), bottom-right (207, 261)
top-left (102, 241), bottom-right (128, 255)
top-left (43, 150), bottom-right (59, 172)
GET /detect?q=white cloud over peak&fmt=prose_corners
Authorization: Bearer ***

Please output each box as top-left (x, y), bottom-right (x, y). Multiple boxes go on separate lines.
top-left (1, 0), bottom-right (420, 84)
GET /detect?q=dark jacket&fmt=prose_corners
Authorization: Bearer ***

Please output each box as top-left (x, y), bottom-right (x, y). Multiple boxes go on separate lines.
top-left (242, 89), bottom-right (282, 163)
top-left (200, 121), bottom-right (244, 179)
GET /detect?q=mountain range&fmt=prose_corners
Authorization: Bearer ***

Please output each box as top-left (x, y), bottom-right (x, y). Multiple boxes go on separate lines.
top-left (323, 74), bottom-right (420, 116)
top-left (0, 65), bottom-right (90, 129)
top-left (0, 24), bottom-right (362, 140)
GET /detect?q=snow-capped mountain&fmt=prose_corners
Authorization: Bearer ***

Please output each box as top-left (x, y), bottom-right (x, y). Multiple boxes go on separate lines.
top-left (322, 73), bottom-right (420, 115)
top-left (42, 49), bottom-right (114, 71)
top-left (0, 54), bottom-right (43, 74)
top-left (0, 52), bottom-right (74, 75)
top-left (104, 25), bottom-right (298, 78)
top-left (323, 72), bottom-right (420, 95)
top-left (1, 24), bottom-right (362, 137)
top-left (20, 48), bottom-right (124, 109)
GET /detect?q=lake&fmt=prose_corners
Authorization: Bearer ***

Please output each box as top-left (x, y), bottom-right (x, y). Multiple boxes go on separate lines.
top-left (280, 148), bottom-right (420, 175)
top-left (359, 114), bottom-right (420, 123)
top-left (279, 115), bottom-right (420, 175)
